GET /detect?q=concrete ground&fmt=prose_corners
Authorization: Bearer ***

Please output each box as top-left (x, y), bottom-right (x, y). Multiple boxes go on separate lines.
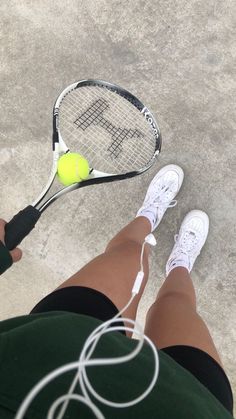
top-left (0, 0), bottom-right (235, 414)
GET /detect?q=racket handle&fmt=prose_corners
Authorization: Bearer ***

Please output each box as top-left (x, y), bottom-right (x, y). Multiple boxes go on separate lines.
top-left (5, 206), bottom-right (41, 250)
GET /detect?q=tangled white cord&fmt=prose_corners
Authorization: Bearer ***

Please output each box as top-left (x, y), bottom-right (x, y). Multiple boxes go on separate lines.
top-left (15, 234), bottom-right (159, 419)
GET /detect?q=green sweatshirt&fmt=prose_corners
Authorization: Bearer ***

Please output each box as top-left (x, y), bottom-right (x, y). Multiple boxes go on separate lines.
top-left (0, 311), bottom-right (233, 418)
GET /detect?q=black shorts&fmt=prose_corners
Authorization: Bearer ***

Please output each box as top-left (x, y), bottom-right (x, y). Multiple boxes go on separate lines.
top-left (30, 286), bottom-right (234, 414)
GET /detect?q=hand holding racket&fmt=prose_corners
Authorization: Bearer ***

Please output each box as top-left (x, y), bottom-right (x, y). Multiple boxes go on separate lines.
top-left (5, 79), bottom-right (162, 250)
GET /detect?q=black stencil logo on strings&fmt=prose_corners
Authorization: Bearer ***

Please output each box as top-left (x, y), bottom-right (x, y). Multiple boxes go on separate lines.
top-left (74, 99), bottom-right (143, 158)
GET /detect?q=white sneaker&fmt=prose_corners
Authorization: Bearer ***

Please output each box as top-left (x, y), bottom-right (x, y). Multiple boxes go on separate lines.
top-left (136, 164), bottom-right (184, 232)
top-left (166, 210), bottom-right (209, 276)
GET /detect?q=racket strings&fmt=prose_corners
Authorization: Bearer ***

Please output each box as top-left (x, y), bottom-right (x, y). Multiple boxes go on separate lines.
top-left (58, 86), bottom-right (157, 174)
top-left (59, 118), bottom-right (152, 173)
top-left (59, 120), bottom-right (152, 173)
top-left (74, 98), bottom-right (144, 160)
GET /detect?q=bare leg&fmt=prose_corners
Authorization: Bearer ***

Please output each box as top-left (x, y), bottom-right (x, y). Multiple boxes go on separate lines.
top-left (54, 214), bottom-right (224, 369)
top-left (56, 216), bottom-right (152, 333)
top-left (144, 267), bottom-right (224, 368)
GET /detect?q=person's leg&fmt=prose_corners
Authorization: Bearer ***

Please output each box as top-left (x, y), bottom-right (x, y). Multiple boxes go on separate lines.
top-left (144, 210), bottom-right (224, 369)
top-left (56, 216), bottom-right (152, 327)
top-left (144, 266), bottom-right (224, 368)
top-left (55, 165), bottom-right (184, 333)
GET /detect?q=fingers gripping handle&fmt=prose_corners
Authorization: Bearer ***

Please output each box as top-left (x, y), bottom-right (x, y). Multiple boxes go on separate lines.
top-left (5, 206), bottom-right (41, 250)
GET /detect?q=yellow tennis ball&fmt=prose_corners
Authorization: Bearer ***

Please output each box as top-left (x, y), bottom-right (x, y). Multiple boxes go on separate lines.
top-left (57, 152), bottom-right (89, 186)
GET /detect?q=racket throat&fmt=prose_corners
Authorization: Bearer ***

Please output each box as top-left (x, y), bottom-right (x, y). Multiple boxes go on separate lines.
top-left (88, 169), bottom-right (116, 178)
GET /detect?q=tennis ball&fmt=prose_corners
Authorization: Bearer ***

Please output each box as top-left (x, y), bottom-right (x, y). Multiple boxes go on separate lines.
top-left (57, 152), bottom-right (90, 186)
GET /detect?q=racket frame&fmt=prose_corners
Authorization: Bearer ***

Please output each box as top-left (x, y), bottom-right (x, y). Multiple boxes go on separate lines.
top-left (33, 79), bottom-right (162, 213)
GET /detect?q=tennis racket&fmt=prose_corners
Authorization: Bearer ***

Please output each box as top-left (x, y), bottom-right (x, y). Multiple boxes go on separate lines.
top-left (5, 79), bottom-right (162, 250)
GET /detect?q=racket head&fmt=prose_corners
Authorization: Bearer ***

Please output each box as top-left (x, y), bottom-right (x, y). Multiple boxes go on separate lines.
top-left (52, 79), bottom-right (162, 180)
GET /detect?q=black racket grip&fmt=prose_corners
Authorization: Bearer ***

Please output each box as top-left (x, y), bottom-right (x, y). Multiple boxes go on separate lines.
top-left (5, 206), bottom-right (41, 250)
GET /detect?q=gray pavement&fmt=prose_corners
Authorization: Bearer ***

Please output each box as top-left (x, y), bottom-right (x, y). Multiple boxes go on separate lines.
top-left (0, 0), bottom-right (235, 413)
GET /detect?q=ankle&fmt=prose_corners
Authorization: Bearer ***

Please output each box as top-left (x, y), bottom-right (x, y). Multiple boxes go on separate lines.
top-left (166, 266), bottom-right (190, 279)
top-left (166, 254), bottom-right (190, 277)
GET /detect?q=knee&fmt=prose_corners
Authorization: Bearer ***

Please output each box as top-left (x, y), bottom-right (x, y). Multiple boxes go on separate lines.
top-left (105, 237), bottom-right (148, 255)
top-left (154, 290), bottom-right (196, 311)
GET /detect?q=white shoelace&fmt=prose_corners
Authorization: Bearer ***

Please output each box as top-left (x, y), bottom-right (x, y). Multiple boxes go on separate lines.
top-left (139, 187), bottom-right (178, 230)
top-left (143, 194), bottom-right (178, 212)
top-left (174, 229), bottom-right (201, 257)
top-left (158, 199), bottom-right (177, 210)
top-left (149, 182), bottom-right (178, 211)
top-left (137, 181), bottom-right (179, 231)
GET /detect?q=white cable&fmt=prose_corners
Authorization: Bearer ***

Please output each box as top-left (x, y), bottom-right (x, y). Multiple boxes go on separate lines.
top-left (55, 294), bottom-right (137, 419)
top-left (15, 234), bottom-right (158, 419)
top-left (78, 322), bottom-right (159, 408)
top-left (48, 395), bottom-right (105, 419)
